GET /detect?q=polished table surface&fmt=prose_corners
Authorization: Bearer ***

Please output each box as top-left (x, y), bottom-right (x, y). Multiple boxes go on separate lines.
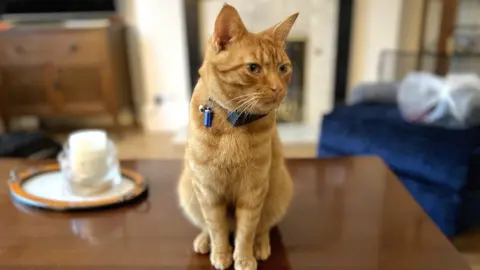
top-left (0, 157), bottom-right (471, 270)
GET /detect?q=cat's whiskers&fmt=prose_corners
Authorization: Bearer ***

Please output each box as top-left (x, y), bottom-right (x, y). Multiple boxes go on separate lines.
top-left (225, 95), bottom-right (261, 114)
top-left (233, 97), bottom-right (259, 123)
top-left (217, 94), bottom-right (259, 118)
top-left (227, 96), bottom-right (259, 118)
top-left (244, 98), bottom-right (259, 115)
top-left (245, 99), bottom-right (260, 116)
top-left (223, 93), bottom-right (259, 105)
top-left (236, 96), bottom-right (258, 115)
top-left (226, 98), bottom-right (252, 117)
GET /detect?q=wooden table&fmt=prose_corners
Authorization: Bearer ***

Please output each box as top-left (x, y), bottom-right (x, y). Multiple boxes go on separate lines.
top-left (0, 157), bottom-right (471, 269)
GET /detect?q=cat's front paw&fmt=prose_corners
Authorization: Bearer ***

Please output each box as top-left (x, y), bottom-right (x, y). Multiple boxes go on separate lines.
top-left (234, 256), bottom-right (257, 270)
top-left (211, 250), bottom-right (233, 270)
top-left (254, 236), bottom-right (271, 261)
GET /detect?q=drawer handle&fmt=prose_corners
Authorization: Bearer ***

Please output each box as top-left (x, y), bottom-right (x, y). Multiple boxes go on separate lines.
top-left (15, 45), bottom-right (25, 54)
top-left (70, 44), bottom-right (79, 53)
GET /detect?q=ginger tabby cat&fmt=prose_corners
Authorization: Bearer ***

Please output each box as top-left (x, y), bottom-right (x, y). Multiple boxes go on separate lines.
top-left (178, 4), bottom-right (298, 270)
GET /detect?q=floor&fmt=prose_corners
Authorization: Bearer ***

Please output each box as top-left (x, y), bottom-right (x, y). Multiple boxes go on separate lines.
top-left (107, 130), bottom-right (480, 269)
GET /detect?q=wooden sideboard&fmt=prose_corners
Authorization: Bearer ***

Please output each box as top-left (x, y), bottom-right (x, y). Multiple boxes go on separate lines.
top-left (0, 21), bottom-right (134, 131)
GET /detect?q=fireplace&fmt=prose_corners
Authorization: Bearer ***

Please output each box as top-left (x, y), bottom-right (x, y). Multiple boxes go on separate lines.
top-left (277, 40), bottom-right (306, 123)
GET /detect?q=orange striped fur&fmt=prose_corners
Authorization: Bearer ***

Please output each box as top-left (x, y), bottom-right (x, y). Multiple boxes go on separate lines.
top-left (178, 4), bottom-right (298, 270)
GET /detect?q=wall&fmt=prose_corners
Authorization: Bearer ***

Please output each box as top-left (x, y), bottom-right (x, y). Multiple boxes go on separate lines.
top-left (423, 0), bottom-right (443, 52)
top-left (457, 0), bottom-right (480, 26)
top-left (398, 0), bottom-right (425, 52)
top-left (348, 0), bottom-right (403, 91)
top-left (117, 0), bottom-right (191, 132)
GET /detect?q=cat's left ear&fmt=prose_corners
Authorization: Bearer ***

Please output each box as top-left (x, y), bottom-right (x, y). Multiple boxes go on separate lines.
top-left (263, 13), bottom-right (299, 46)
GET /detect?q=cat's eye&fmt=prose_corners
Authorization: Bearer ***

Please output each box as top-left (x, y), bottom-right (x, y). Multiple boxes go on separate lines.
top-left (278, 64), bottom-right (289, 74)
top-left (246, 63), bottom-right (261, 74)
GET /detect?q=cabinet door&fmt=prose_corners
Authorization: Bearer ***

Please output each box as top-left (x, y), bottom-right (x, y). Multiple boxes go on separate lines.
top-left (54, 65), bottom-right (110, 114)
top-left (0, 65), bottom-right (55, 115)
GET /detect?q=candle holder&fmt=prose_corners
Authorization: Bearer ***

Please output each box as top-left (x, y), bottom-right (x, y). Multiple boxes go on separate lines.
top-left (57, 130), bottom-right (121, 196)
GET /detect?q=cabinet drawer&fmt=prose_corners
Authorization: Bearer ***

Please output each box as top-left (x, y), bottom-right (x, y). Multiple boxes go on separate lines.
top-left (54, 65), bottom-right (109, 114)
top-left (0, 65), bottom-right (55, 115)
top-left (0, 31), bottom-right (107, 65)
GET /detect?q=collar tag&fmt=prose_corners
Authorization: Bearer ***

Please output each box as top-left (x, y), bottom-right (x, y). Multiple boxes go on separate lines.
top-left (203, 107), bottom-right (213, 127)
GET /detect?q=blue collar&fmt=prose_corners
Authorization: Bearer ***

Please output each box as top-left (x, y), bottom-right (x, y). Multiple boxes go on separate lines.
top-left (227, 111), bottom-right (268, 127)
top-left (201, 98), bottom-right (268, 127)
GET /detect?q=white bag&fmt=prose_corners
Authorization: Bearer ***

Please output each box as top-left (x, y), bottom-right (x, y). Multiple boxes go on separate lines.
top-left (397, 72), bottom-right (480, 129)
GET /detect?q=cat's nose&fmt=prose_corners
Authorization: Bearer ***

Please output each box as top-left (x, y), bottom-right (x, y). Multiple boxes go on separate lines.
top-left (271, 88), bottom-right (282, 94)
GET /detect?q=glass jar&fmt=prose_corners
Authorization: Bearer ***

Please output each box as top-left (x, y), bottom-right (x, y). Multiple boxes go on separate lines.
top-left (57, 130), bottom-right (121, 196)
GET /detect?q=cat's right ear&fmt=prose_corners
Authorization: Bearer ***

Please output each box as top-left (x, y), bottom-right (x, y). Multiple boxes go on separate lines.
top-left (213, 4), bottom-right (247, 52)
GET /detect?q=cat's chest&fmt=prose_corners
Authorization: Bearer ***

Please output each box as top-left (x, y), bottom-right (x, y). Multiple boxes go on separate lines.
top-left (216, 132), bottom-right (269, 157)
top-left (192, 130), bottom-right (272, 166)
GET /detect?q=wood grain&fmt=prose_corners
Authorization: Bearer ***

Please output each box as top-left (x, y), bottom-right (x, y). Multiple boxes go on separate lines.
top-left (0, 157), bottom-right (471, 269)
top-left (435, 0), bottom-right (458, 75)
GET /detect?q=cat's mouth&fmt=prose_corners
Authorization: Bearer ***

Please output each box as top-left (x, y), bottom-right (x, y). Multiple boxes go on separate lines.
top-left (264, 96), bottom-right (280, 105)
top-left (265, 93), bottom-right (285, 106)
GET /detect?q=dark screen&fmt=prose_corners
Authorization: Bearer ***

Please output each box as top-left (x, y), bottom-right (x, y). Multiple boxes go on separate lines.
top-left (2, 0), bottom-right (115, 14)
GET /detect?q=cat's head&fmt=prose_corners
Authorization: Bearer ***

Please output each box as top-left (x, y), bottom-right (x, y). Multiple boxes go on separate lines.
top-left (200, 4), bottom-right (298, 115)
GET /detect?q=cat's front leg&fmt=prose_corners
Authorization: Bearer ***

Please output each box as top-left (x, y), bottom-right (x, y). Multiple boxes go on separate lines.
top-left (194, 187), bottom-right (232, 269)
top-left (233, 190), bottom-right (266, 270)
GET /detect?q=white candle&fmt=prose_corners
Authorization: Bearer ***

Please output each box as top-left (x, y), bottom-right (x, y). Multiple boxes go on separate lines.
top-left (68, 130), bottom-right (109, 186)
top-left (69, 130), bottom-right (108, 155)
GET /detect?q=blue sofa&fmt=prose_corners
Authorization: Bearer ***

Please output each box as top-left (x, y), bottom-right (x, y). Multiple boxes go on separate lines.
top-left (318, 103), bottom-right (480, 237)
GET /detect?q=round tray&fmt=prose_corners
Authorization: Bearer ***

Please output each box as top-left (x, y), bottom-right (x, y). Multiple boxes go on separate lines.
top-left (8, 164), bottom-right (148, 211)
